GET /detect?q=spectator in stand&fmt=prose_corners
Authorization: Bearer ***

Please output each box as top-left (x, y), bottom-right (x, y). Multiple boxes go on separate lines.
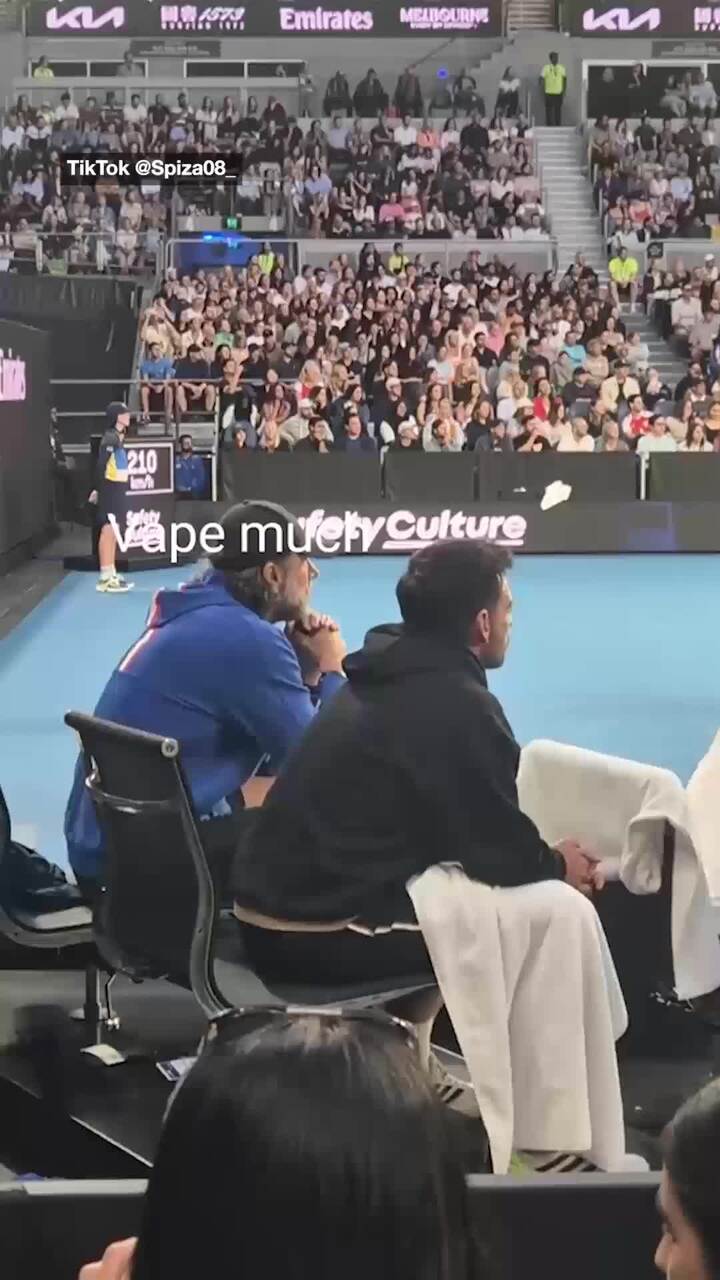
top-left (596, 419), bottom-right (629, 452)
top-left (563, 366), bottom-right (596, 409)
top-left (496, 68), bottom-right (521, 117)
top-left (118, 49), bottom-right (142, 76)
top-left (174, 344), bottom-right (216, 419)
top-left (428, 79), bottom-right (453, 116)
top-left (257, 417), bottom-right (292, 453)
top-left (672, 285), bottom-right (704, 346)
top-left (637, 415), bottom-right (678, 455)
top-left (295, 416), bottom-right (333, 453)
top-left (453, 70), bottom-right (484, 115)
top-left (353, 70), bottom-right (389, 118)
top-left (624, 395), bottom-right (652, 441)
top-left (608, 247), bottom-right (639, 311)
top-left (688, 69), bottom-right (718, 117)
top-left (323, 71), bottom-right (352, 116)
top-left (33, 55), bottom-right (54, 80)
top-left (514, 417), bottom-right (552, 451)
top-left (334, 409), bottom-right (377, 453)
top-left (680, 419), bottom-right (713, 452)
top-left (539, 52), bottom-right (566, 127)
top-left (600, 362), bottom-right (640, 413)
top-left (394, 67), bottom-right (423, 118)
top-left (139, 341), bottom-right (174, 422)
top-left (557, 416), bottom-right (594, 452)
top-left (175, 435), bottom-right (208, 499)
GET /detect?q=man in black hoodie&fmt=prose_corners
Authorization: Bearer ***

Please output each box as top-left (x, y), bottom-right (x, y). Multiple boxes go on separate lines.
top-left (232, 540), bottom-right (598, 986)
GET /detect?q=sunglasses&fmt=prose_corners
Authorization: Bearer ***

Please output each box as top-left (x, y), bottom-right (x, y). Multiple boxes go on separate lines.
top-left (208, 1003), bottom-right (417, 1050)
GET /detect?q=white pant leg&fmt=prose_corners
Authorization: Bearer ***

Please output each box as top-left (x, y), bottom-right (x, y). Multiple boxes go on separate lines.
top-left (409, 869), bottom-right (644, 1172)
top-left (495, 880), bottom-right (629, 1168)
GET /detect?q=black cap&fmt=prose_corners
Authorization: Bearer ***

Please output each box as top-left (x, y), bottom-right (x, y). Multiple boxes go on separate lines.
top-left (210, 500), bottom-right (306, 572)
top-left (106, 401), bottom-right (130, 428)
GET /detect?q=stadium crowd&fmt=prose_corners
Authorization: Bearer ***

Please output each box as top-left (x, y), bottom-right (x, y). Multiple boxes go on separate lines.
top-left (136, 246), bottom-right (720, 457)
top-left (589, 65), bottom-right (719, 120)
top-left (593, 112), bottom-right (720, 246)
top-left (0, 64), bottom-right (539, 264)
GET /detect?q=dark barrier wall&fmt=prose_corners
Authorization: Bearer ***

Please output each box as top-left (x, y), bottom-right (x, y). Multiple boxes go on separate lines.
top-left (0, 276), bottom-right (141, 445)
top-left (0, 319), bottom-right (52, 562)
top-left (476, 452), bottom-right (639, 503)
top-left (224, 450), bottom-right (381, 505)
top-left (647, 453), bottom-right (720, 502)
top-left (224, 449), bottom-right (640, 507)
top-left (385, 451), bottom-right (476, 503)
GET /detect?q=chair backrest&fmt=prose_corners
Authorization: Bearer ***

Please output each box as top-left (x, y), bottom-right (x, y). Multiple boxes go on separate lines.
top-left (0, 782), bottom-right (12, 873)
top-left (571, 396), bottom-right (594, 418)
top-left (64, 711), bottom-right (227, 1019)
top-left (2, 1173), bottom-right (662, 1280)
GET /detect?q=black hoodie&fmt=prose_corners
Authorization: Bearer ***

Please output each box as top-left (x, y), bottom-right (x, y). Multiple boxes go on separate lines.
top-left (232, 624), bottom-right (564, 927)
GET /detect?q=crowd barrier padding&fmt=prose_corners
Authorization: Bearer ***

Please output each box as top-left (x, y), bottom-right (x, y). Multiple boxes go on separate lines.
top-left (223, 449), bottom-right (382, 505)
top-left (384, 451), bottom-right (477, 503)
top-left (476, 452), bottom-right (640, 503)
top-left (646, 453), bottom-right (720, 502)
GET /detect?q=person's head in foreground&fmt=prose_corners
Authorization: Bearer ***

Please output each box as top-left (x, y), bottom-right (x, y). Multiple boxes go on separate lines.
top-left (656, 1078), bottom-right (720, 1280)
top-left (397, 540), bottom-right (512, 669)
top-left (209, 500), bottom-right (316, 624)
top-left (96, 1011), bottom-right (479, 1280)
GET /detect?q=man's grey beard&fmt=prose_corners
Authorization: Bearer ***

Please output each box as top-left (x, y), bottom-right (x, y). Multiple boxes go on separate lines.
top-left (219, 564), bottom-right (306, 624)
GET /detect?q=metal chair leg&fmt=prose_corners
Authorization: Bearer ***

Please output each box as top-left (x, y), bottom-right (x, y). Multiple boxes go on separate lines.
top-left (70, 963), bottom-right (121, 1032)
top-left (103, 972), bottom-right (120, 1031)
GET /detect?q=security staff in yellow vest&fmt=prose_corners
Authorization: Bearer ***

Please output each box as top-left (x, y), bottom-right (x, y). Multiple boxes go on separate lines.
top-left (540, 51), bottom-right (566, 126)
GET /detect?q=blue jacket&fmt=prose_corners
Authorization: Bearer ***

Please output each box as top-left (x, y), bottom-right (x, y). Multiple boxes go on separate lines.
top-left (175, 454), bottom-right (207, 496)
top-left (65, 570), bottom-right (344, 881)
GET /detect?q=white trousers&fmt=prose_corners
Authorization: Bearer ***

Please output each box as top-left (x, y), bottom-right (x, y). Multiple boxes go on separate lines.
top-left (408, 868), bottom-right (645, 1174)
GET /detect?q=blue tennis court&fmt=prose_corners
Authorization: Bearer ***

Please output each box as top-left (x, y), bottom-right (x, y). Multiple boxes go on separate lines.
top-left (2, 553), bottom-right (719, 873)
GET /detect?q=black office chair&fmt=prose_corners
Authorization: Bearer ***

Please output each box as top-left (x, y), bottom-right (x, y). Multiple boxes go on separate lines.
top-left (0, 782), bottom-right (118, 1028)
top-left (64, 712), bottom-right (437, 1028)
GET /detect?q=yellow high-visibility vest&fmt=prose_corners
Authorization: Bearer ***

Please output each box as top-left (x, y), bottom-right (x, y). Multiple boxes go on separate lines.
top-left (541, 64), bottom-right (566, 95)
top-left (609, 256), bottom-right (638, 283)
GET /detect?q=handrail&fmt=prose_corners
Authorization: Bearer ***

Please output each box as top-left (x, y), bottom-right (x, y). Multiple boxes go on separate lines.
top-left (1, 228), bottom-right (164, 277)
top-left (164, 235), bottom-right (555, 275)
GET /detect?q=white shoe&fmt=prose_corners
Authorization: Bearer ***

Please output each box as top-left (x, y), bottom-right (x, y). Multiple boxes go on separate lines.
top-left (96, 575), bottom-right (134, 594)
top-left (426, 1052), bottom-right (479, 1117)
top-left (515, 1150), bottom-right (598, 1174)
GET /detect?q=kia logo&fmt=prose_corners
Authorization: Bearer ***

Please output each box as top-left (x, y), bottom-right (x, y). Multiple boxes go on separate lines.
top-left (582, 6), bottom-right (661, 30)
top-left (45, 5), bottom-right (126, 30)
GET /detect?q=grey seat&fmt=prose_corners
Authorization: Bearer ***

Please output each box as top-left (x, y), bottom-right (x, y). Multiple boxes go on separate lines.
top-left (65, 712), bottom-right (436, 1027)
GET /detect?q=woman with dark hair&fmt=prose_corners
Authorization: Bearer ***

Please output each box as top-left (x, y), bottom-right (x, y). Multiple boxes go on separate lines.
top-left (656, 1079), bottom-right (720, 1280)
top-left (496, 67), bottom-right (520, 117)
top-left (80, 1012), bottom-right (480, 1280)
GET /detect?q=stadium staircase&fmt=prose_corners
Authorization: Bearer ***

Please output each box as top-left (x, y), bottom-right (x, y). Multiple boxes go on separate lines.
top-left (536, 127), bottom-right (685, 386)
top-left (618, 308), bottom-right (686, 389)
top-left (535, 126), bottom-right (608, 277)
top-left (506, 0), bottom-right (556, 31)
